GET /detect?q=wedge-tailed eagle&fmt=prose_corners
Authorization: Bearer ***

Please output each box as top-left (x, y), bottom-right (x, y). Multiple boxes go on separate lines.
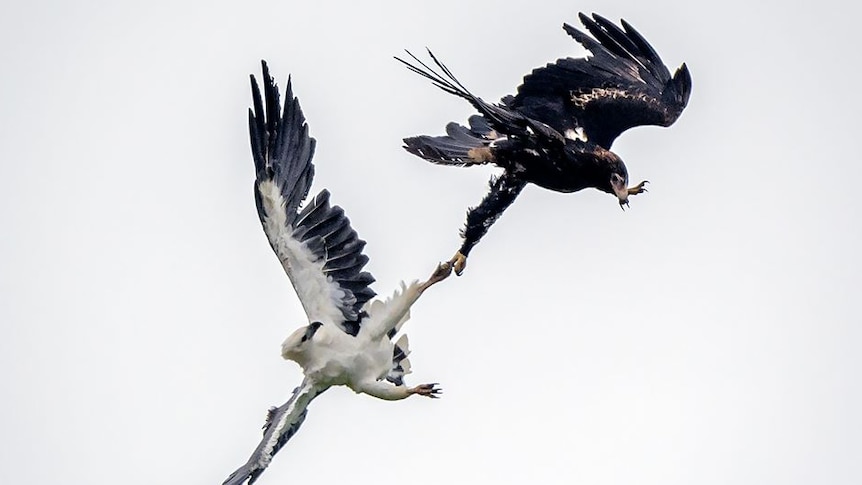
top-left (399, 13), bottom-right (692, 274)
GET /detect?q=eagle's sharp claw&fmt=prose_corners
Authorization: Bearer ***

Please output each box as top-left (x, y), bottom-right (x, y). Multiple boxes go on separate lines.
top-left (411, 383), bottom-right (443, 398)
top-left (627, 180), bottom-right (649, 196)
top-left (450, 252), bottom-right (467, 276)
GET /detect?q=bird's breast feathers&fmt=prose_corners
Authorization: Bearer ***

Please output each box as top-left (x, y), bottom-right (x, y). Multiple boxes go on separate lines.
top-left (298, 324), bottom-right (394, 385)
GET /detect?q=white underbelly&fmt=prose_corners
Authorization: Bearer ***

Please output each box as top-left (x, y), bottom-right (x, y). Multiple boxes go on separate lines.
top-left (303, 335), bottom-right (393, 386)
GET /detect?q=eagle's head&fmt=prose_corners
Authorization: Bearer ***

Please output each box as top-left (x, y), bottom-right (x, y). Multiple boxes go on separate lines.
top-left (594, 150), bottom-right (633, 209)
top-left (610, 165), bottom-right (649, 210)
top-left (610, 170), bottom-right (631, 209)
top-left (281, 321), bottom-right (323, 363)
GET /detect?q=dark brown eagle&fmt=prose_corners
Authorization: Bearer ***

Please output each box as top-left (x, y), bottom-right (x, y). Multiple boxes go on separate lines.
top-left (399, 12), bottom-right (692, 275)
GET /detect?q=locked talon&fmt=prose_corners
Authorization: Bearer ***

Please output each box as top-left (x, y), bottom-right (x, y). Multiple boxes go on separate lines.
top-left (419, 262), bottom-right (453, 292)
top-left (450, 252), bottom-right (467, 276)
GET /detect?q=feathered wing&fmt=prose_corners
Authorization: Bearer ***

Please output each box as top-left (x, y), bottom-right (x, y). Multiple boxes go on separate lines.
top-left (387, 333), bottom-right (412, 386)
top-left (396, 50), bottom-right (564, 144)
top-left (510, 12), bottom-right (692, 149)
top-left (250, 61), bottom-right (375, 335)
top-left (223, 379), bottom-right (327, 485)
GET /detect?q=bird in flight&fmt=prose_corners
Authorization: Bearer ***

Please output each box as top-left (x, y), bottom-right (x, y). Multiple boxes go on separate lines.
top-left (223, 61), bottom-right (451, 485)
top-left (399, 12), bottom-right (692, 275)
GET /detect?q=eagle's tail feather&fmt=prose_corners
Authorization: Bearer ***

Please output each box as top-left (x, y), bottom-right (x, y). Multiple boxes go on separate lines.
top-left (403, 118), bottom-right (495, 167)
top-left (386, 334), bottom-right (412, 386)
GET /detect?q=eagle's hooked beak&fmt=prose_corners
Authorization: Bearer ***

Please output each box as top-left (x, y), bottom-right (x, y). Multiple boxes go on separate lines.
top-left (301, 321), bottom-right (323, 343)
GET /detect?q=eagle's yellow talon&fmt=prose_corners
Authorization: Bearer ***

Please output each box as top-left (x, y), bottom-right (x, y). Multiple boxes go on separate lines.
top-left (450, 252), bottom-right (467, 276)
top-left (628, 180), bottom-right (649, 195)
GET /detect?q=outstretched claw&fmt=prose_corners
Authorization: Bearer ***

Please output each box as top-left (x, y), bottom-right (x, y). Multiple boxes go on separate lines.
top-left (628, 180), bottom-right (649, 196)
top-left (619, 180), bottom-right (648, 210)
top-left (409, 383), bottom-right (442, 398)
top-left (450, 251), bottom-right (467, 276)
top-left (418, 262), bottom-right (453, 293)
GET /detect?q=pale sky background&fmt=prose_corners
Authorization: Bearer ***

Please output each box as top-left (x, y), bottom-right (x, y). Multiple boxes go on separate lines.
top-left (1, 1), bottom-right (860, 484)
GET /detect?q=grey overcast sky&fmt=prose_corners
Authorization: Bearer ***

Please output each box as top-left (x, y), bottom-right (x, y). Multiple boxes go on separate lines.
top-left (1, 1), bottom-right (860, 484)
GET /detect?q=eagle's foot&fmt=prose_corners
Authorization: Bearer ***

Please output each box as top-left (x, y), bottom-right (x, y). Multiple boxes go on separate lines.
top-left (450, 251), bottom-right (467, 276)
top-left (419, 262), bottom-right (453, 292)
top-left (409, 383), bottom-right (442, 398)
top-left (628, 180), bottom-right (649, 196)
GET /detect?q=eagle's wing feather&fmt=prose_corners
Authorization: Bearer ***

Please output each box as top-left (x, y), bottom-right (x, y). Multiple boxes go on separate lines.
top-left (396, 49), bottom-right (565, 145)
top-left (250, 62), bottom-right (375, 334)
top-left (222, 379), bottom-right (327, 485)
top-left (511, 13), bottom-right (692, 149)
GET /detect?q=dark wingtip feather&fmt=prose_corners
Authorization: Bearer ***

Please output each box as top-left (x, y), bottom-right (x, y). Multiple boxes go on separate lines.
top-left (577, 13), bottom-right (603, 42)
top-left (249, 108), bottom-right (264, 177)
top-left (590, 13), bottom-right (642, 59)
top-left (563, 12), bottom-right (621, 55)
top-left (618, 17), bottom-right (667, 81)
top-left (675, 63), bottom-right (692, 105)
top-left (249, 73), bottom-right (266, 175)
top-left (562, 21), bottom-right (604, 55)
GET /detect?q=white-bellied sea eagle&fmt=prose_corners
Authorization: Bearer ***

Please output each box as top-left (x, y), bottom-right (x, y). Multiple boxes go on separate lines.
top-left (222, 61), bottom-right (452, 485)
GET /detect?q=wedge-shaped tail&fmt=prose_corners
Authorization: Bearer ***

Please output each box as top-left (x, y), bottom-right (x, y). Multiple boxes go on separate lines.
top-left (403, 115), bottom-right (499, 166)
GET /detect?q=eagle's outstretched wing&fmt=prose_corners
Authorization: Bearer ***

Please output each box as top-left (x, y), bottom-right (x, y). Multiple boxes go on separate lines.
top-left (223, 379), bottom-right (326, 485)
top-left (249, 61), bottom-right (375, 335)
top-left (510, 13), bottom-right (692, 149)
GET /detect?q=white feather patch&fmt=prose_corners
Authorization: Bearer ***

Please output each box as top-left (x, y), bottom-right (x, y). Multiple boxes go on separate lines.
top-left (395, 334), bottom-right (410, 356)
top-left (570, 87), bottom-right (653, 108)
top-left (564, 127), bottom-right (588, 142)
top-left (258, 180), bottom-right (348, 325)
top-left (361, 280), bottom-right (422, 340)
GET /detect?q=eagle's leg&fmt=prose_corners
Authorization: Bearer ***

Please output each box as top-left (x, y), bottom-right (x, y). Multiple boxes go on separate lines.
top-left (628, 180), bottom-right (649, 195)
top-left (418, 261), bottom-right (454, 293)
top-left (356, 381), bottom-right (441, 400)
top-left (456, 172), bottom-right (527, 276)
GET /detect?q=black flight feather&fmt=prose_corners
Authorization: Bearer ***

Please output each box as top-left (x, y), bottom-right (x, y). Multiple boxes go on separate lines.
top-left (249, 62), bottom-right (377, 332)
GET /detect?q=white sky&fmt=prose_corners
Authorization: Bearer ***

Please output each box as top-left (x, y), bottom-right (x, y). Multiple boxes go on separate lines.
top-left (1, 1), bottom-right (860, 484)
